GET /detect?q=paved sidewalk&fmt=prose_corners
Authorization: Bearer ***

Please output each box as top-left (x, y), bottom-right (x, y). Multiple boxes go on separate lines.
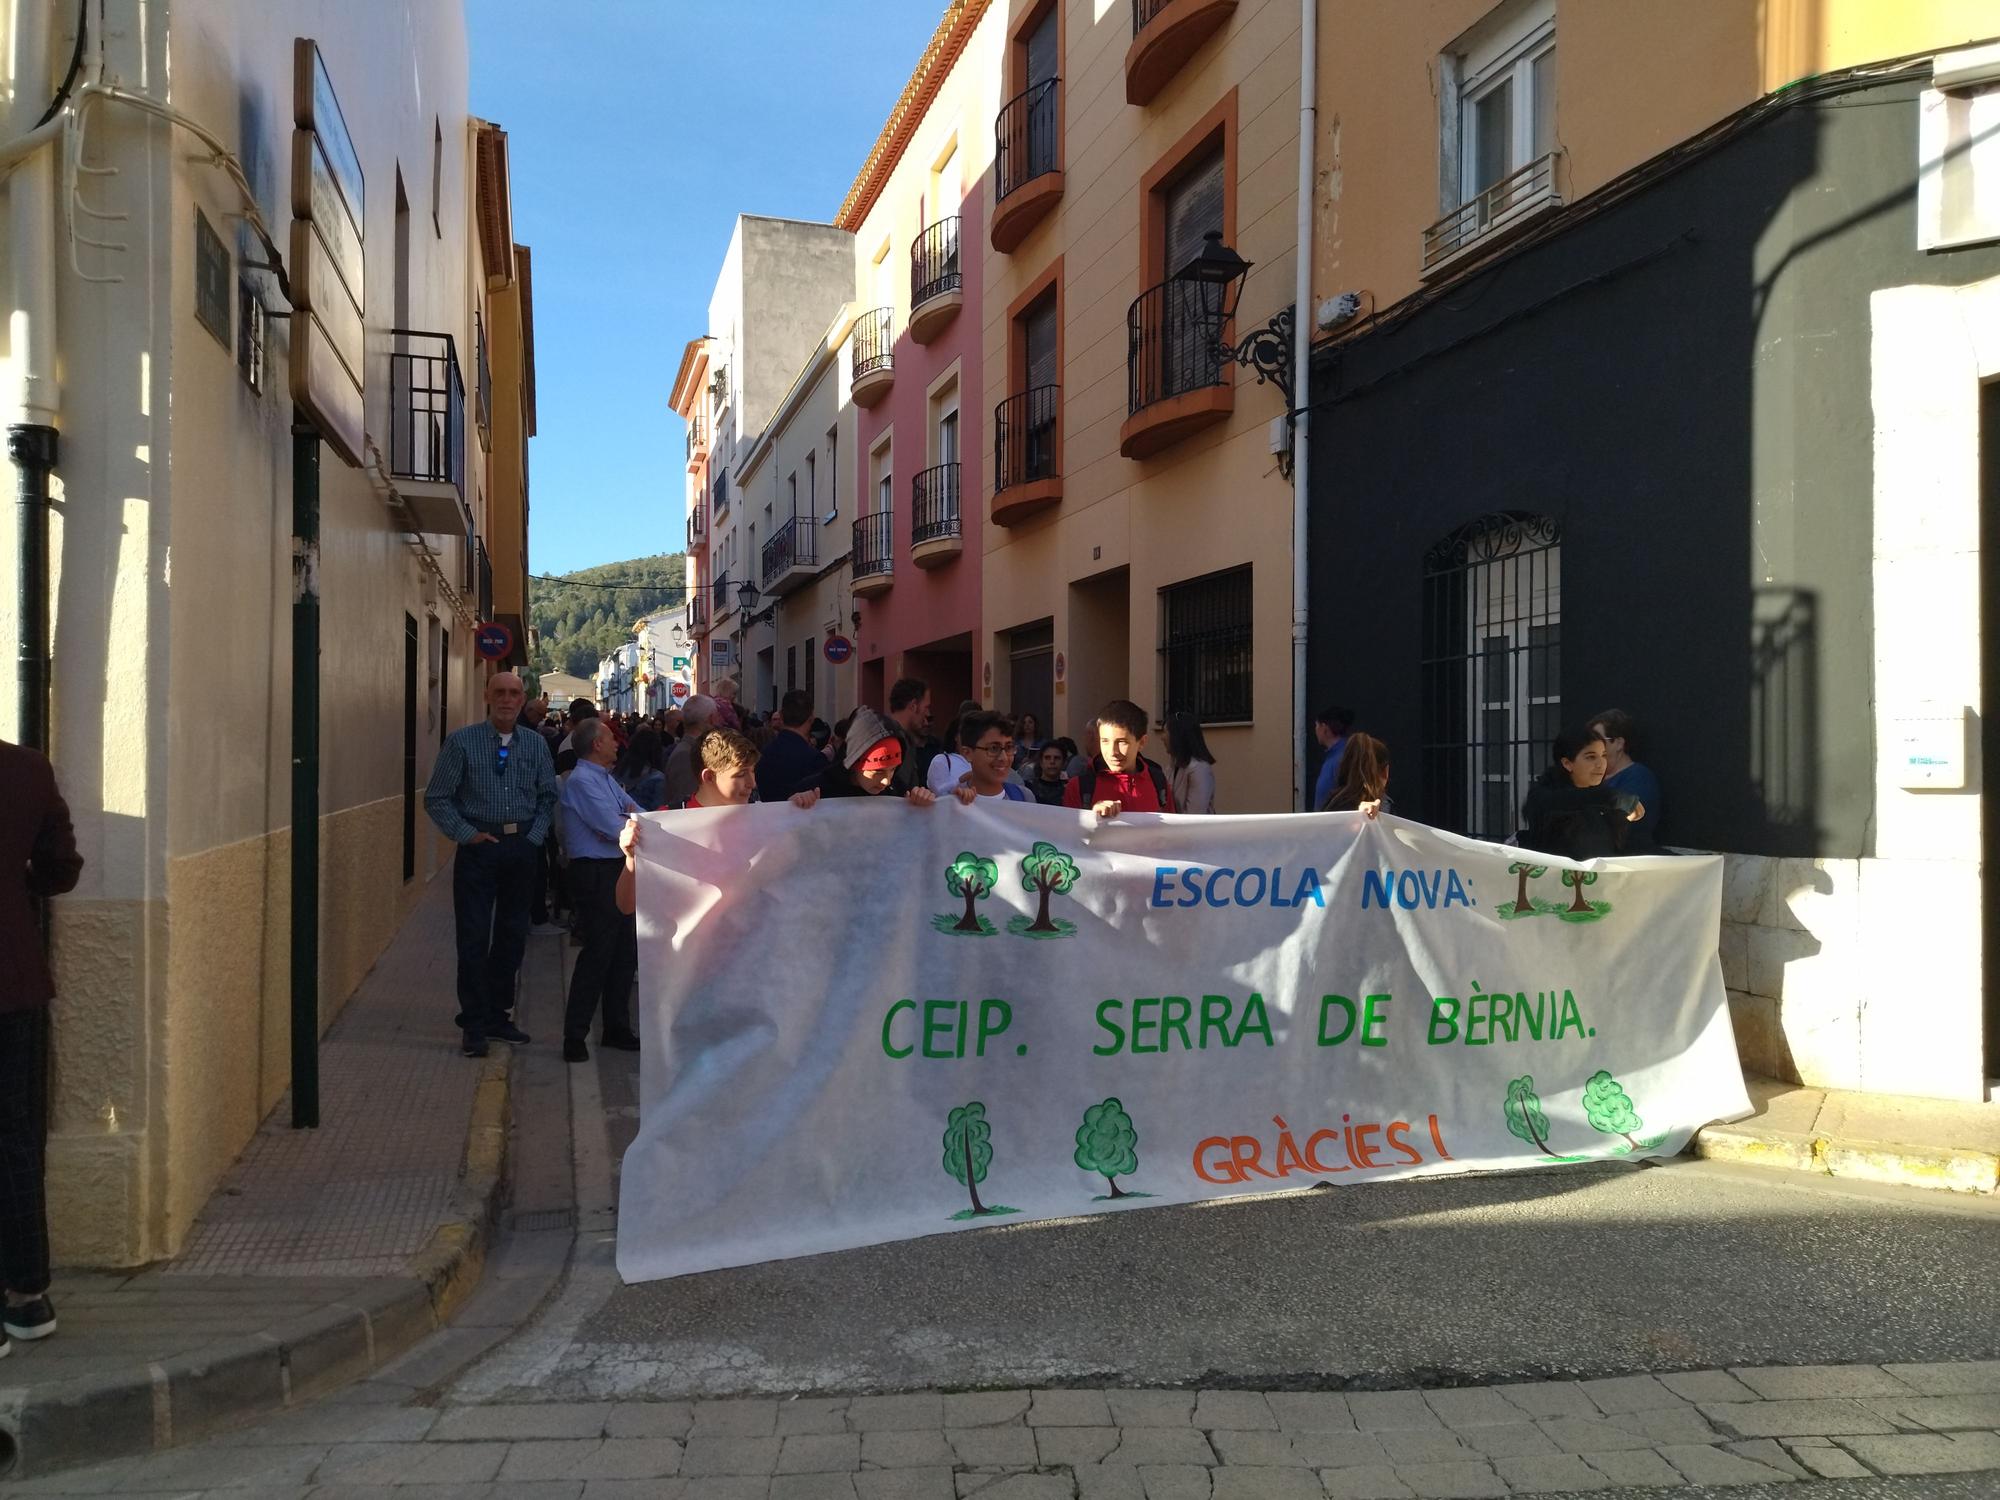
top-left (0, 876), bottom-right (546, 1479)
top-left (1697, 1077), bottom-right (2000, 1194)
top-left (2, 1361), bottom-right (1997, 1496)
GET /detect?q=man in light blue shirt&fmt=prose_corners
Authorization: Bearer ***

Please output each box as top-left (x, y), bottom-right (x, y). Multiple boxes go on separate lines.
top-left (560, 720), bottom-right (640, 1062)
top-left (426, 671), bottom-right (558, 1058)
top-left (1312, 705), bottom-right (1354, 810)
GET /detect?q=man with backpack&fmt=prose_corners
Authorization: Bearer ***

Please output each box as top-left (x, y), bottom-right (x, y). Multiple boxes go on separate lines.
top-left (1062, 699), bottom-right (1176, 816)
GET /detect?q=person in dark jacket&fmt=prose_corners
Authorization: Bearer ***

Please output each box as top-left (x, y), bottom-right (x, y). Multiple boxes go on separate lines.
top-left (793, 707), bottom-right (941, 806)
top-left (1520, 727), bottom-right (1647, 860)
top-left (1321, 731), bottom-right (1392, 818)
top-left (0, 741), bottom-right (82, 1358)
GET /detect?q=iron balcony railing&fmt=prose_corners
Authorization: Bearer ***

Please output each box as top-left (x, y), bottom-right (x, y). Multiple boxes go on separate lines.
top-left (711, 571), bottom-right (735, 617)
top-left (1126, 277), bottom-right (1228, 416)
top-left (473, 310), bottom-right (492, 438)
top-left (687, 414), bottom-right (709, 460)
top-left (1422, 150), bottom-right (1562, 273)
top-left (853, 306), bottom-right (894, 382)
top-left (995, 78), bottom-right (1060, 202)
top-left (912, 463), bottom-right (961, 547)
top-left (852, 511), bottom-right (895, 582)
top-left (689, 500), bottom-right (706, 539)
top-left (911, 218), bottom-right (962, 308)
top-left (995, 386), bottom-right (1060, 492)
top-left (388, 330), bottom-right (465, 495)
top-left (1132, 0), bottom-right (1174, 33)
top-left (712, 470), bottom-right (730, 515)
top-left (475, 539), bottom-right (493, 622)
top-left (762, 514), bottom-right (819, 585)
top-left (686, 592), bottom-right (709, 632)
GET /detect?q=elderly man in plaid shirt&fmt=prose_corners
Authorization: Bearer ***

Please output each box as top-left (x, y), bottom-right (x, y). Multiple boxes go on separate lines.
top-left (425, 671), bottom-right (559, 1057)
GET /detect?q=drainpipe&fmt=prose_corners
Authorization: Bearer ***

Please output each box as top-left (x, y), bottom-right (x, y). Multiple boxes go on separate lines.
top-left (7, 0), bottom-right (61, 754)
top-left (1290, 0), bottom-right (1317, 811)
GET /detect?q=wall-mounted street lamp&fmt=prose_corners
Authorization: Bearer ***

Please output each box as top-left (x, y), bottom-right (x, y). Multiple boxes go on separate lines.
top-left (1178, 229), bottom-right (1296, 412)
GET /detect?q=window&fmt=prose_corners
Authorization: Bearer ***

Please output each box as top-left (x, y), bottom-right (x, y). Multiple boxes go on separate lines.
top-left (1159, 566), bottom-right (1252, 724)
top-left (431, 118), bottom-right (443, 237)
top-left (237, 284), bottom-right (266, 393)
top-left (937, 408), bottom-right (959, 467)
top-left (1920, 47), bottom-right (2000, 250)
top-left (822, 427), bottom-right (838, 522)
top-left (1426, 2), bottom-right (1559, 273)
top-left (804, 634), bottom-right (817, 706)
top-left (1420, 512), bottom-right (1561, 840)
top-left (806, 452), bottom-right (816, 519)
top-left (1448, 3), bottom-right (1555, 207)
top-left (194, 209), bottom-right (231, 348)
top-left (788, 472), bottom-right (797, 518)
top-left (787, 645), bottom-right (797, 693)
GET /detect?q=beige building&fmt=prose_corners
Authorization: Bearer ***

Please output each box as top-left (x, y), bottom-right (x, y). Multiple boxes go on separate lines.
top-left (0, 0), bottom-right (532, 1262)
top-left (978, 0), bottom-right (1302, 810)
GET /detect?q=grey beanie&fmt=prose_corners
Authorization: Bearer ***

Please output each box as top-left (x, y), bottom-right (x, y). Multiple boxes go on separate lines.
top-left (844, 706), bottom-right (901, 771)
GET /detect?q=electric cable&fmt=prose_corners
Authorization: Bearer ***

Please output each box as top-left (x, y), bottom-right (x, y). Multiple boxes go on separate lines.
top-left (34, 0), bottom-right (87, 129)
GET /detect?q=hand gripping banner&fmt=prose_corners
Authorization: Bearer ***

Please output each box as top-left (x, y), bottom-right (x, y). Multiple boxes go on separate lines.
top-left (618, 805), bottom-right (1748, 1283)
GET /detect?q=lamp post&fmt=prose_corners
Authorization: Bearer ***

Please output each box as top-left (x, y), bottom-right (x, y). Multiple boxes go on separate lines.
top-left (1178, 230), bottom-right (1297, 472)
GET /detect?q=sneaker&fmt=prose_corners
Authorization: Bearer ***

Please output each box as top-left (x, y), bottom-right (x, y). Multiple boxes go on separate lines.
top-left (489, 1020), bottom-right (532, 1047)
top-left (600, 1030), bottom-right (641, 1052)
top-left (563, 1037), bottom-right (589, 1063)
top-left (462, 1030), bottom-right (489, 1058)
top-left (4, 1295), bottom-right (56, 1341)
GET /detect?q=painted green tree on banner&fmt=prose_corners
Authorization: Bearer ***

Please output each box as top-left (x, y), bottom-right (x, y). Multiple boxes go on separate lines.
top-left (944, 852), bottom-right (1000, 934)
top-left (1561, 868), bottom-right (1599, 915)
top-left (942, 1102), bottom-right (997, 1217)
top-left (1504, 1076), bottom-right (1557, 1157)
top-left (1507, 861), bottom-right (1548, 915)
top-left (1017, 842), bottom-right (1081, 935)
top-left (1583, 1069), bottom-right (1644, 1151)
top-left (1073, 1098), bottom-right (1140, 1198)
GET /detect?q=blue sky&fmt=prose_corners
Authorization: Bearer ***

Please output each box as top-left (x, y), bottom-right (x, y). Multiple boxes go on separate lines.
top-left (468, 0), bottom-right (948, 577)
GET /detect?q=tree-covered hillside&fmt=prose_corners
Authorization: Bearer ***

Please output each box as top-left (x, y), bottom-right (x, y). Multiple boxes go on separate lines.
top-left (529, 554), bottom-right (688, 680)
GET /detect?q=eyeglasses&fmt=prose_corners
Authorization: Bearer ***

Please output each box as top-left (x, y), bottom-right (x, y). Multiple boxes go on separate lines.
top-left (494, 742), bottom-right (512, 777)
top-left (972, 741), bottom-right (1014, 759)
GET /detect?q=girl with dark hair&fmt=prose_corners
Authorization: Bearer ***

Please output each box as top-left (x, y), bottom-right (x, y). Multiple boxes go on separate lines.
top-left (1164, 712), bottom-right (1218, 814)
top-left (1520, 727), bottom-right (1647, 859)
top-left (1321, 731), bottom-right (1390, 817)
top-left (614, 726), bottom-right (668, 810)
top-left (1012, 711), bottom-right (1047, 771)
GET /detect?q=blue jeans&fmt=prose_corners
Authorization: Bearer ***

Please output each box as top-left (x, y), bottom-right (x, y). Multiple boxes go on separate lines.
top-left (452, 834), bottom-right (537, 1035)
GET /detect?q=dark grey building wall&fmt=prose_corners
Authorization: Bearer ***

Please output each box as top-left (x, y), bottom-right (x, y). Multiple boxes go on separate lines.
top-left (1305, 74), bottom-right (2000, 859)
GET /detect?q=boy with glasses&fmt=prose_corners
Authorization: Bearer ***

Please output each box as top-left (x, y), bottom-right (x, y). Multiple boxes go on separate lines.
top-left (949, 710), bottom-right (1031, 804)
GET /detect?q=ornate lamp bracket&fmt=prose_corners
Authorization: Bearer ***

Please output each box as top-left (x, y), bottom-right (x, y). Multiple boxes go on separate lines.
top-left (1221, 303), bottom-right (1297, 477)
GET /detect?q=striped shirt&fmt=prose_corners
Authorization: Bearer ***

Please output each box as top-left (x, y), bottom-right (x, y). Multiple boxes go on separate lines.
top-left (424, 719), bottom-right (558, 845)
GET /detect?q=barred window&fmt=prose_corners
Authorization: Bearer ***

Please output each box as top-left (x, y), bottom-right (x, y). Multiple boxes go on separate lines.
top-left (1159, 565), bottom-right (1252, 723)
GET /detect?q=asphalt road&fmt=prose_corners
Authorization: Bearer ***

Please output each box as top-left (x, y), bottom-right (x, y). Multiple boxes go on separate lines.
top-left (501, 1049), bottom-right (2000, 1402)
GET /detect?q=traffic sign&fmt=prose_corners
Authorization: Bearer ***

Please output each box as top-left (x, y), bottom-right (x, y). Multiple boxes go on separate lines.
top-left (823, 635), bottom-right (855, 665)
top-left (670, 680), bottom-right (691, 700)
top-left (474, 622), bottom-right (514, 661)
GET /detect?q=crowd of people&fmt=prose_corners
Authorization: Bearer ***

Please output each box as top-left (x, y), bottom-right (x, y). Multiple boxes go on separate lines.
top-left (424, 669), bottom-right (1664, 1067)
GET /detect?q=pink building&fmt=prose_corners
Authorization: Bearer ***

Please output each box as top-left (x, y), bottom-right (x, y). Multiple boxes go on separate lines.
top-left (838, 1), bottom-right (1003, 722)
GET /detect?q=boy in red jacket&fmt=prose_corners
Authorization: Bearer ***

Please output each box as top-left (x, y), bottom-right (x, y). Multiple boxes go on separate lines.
top-left (1062, 699), bottom-right (1176, 816)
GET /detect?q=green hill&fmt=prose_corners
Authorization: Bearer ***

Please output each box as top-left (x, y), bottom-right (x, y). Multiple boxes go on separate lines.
top-left (528, 553), bottom-right (688, 680)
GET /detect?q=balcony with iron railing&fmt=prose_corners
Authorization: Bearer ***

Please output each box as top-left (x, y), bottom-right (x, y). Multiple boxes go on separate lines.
top-left (993, 385), bottom-right (1061, 525)
top-left (711, 570), bottom-right (737, 624)
top-left (686, 590), bottom-right (710, 634)
top-left (711, 469), bottom-right (731, 518)
top-left (1126, 0), bottom-right (1237, 105)
top-left (852, 510), bottom-right (895, 598)
top-left (1120, 275), bottom-right (1233, 458)
top-left (688, 497), bottom-right (706, 541)
top-left (909, 219), bottom-right (963, 344)
top-left (852, 306), bottom-right (895, 408)
top-left (686, 413), bottom-right (710, 470)
top-left (1422, 151), bottom-right (1563, 277)
top-left (992, 78), bottom-right (1062, 252)
top-left (911, 462), bottom-right (962, 568)
top-left (761, 514), bottom-right (820, 596)
top-left (388, 330), bottom-right (469, 535)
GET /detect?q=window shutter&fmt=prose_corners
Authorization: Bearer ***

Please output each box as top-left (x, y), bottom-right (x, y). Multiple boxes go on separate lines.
top-left (1024, 297), bottom-right (1058, 391)
top-left (1027, 9), bottom-right (1058, 85)
top-left (1164, 147), bottom-right (1225, 277)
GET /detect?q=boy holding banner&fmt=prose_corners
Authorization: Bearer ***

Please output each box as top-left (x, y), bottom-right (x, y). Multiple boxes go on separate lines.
top-left (1062, 699), bottom-right (1176, 817)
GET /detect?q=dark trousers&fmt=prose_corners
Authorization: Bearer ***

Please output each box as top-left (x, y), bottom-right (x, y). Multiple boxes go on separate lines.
top-left (453, 834), bottom-right (538, 1035)
top-left (564, 857), bottom-right (636, 1043)
top-left (0, 1008), bottom-right (50, 1296)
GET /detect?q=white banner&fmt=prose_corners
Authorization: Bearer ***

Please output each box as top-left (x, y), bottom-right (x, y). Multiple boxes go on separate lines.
top-left (619, 805), bottom-right (1748, 1283)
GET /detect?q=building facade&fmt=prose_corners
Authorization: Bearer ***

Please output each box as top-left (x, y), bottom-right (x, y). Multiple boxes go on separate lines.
top-left (1304, 0), bottom-right (2000, 1099)
top-left (676, 217), bottom-right (854, 711)
top-left (739, 309), bottom-right (860, 730)
top-left (839, 0), bottom-right (999, 723)
top-left (975, 0), bottom-right (1302, 809)
top-left (0, 0), bottom-right (533, 1262)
